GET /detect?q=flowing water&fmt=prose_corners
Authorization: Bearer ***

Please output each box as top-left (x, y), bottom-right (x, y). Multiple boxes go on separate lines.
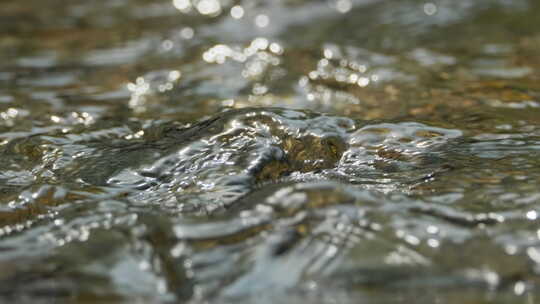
top-left (1, 0), bottom-right (540, 303)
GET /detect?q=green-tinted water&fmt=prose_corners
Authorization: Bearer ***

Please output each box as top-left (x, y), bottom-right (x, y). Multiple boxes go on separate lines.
top-left (1, 0), bottom-right (540, 303)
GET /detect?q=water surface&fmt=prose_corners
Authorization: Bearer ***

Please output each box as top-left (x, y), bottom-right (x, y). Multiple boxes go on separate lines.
top-left (1, 0), bottom-right (540, 303)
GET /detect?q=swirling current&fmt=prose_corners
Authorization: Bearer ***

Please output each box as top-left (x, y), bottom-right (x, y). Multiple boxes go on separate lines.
top-left (2, 0), bottom-right (540, 303)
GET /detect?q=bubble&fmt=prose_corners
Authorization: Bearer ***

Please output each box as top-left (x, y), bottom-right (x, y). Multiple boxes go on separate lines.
top-left (161, 40), bottom-right (174, 51)
top-left (514, 281), bottom-right (526, 295)
top-left (423, 2), bottom-right (437, 15)
top-left (196, 0), bottom-right (221, 16)
top-left (269, 43), bottom-right (283, 55)
top-left (230, 5), bottom-right (244, 19)
top-left (336, 0), bottom-right (352, 13)
top-left (255, 14), bottom-right (270, 28)
top-left (180, 27), bottom-right (194, 39)
top-left (357, 77), bottom-right (370, 87)
top-left (173, 0), bottom-right (191, 11)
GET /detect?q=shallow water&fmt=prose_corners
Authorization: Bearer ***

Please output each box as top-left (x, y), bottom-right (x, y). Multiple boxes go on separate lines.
top-left (1, 0), bottom-right (540, 303)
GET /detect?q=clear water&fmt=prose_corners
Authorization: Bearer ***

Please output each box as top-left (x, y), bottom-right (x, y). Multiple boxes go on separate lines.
top-left (1, 0), bottom-right (540, 303)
